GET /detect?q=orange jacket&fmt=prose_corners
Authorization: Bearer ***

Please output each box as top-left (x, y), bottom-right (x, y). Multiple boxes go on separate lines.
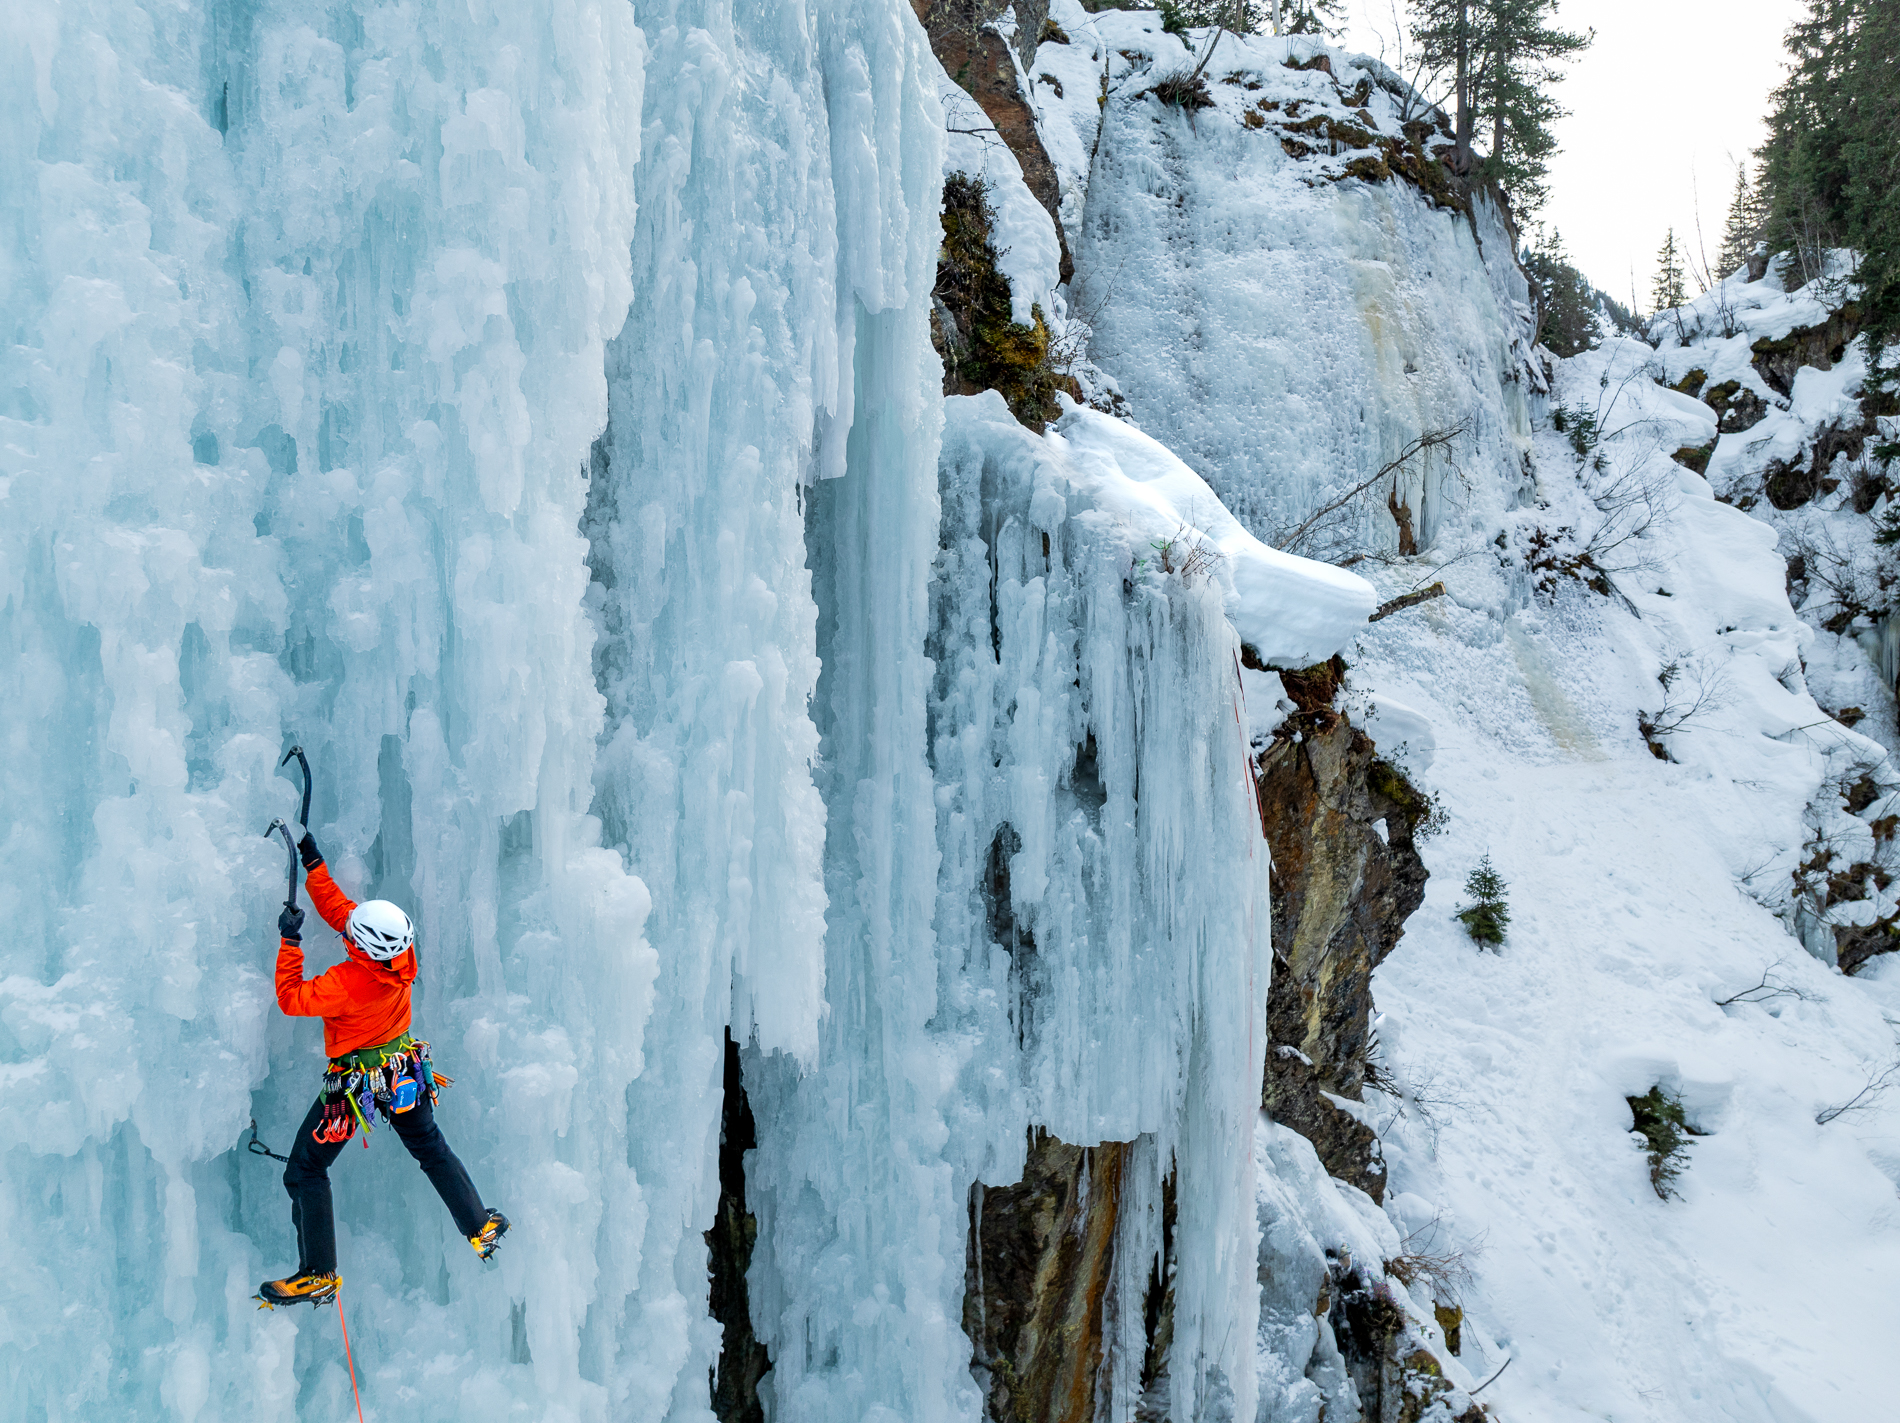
top-left (276, 862), bottom-right (418, 1058)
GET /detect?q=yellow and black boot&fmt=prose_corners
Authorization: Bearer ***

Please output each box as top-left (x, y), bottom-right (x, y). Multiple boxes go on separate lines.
top-left (470, 1209), bottom-right (510, 1261)
top-left (255, 1271), bottom-right (340, 1309)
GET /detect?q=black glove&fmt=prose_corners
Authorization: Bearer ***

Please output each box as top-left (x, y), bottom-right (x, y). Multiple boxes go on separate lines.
top-left (278, 904), bottom-right (305, 941)
top-left (298, 832), bottom-right (324, 870)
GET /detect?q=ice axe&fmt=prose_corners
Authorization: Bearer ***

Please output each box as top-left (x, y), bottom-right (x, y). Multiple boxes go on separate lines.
top-left (264, 818), bottom-right (298, 910)
top-left (280, 743), bottom-right (312, 831)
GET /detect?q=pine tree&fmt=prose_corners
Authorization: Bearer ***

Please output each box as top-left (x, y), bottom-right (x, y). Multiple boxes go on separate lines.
top-left (1411, 0), bottom-right (1590, 215)
top-left (1652, 228), bottom-right (1687, 314)
top-left (1755, 0), bottom-right (1900, 366)
top-left (1282, 0), bottom-right (1346, 37)
top-left (1160, 0), bottom-right (1281, 33)
top-left (1525, 229), bottom-right (1600, 355)
top-left (1716, 166), bottom-right (1760, 281)
top-left (1456, 856), bottom-right (1511, 946)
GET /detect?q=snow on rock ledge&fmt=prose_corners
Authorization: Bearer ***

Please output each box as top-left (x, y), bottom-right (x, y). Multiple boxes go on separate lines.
top-left (1052, 399), bottom-right (1377, 665)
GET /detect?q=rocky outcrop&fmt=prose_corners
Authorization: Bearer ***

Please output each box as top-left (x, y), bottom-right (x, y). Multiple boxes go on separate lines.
top-left (957, 659), bottom-right (1437, 1420)
top-left (913, 0), bottom-right (1074, 281)
top-left (1751, 304), bottom-right (1862, 397)
top-left (707, 1032), bottom-right (771, 1423)
top-left (1253, 656), bottom-right (1431, 1204)
top-left (932, 172), bottom-right (1072, 423)
top-left (963, 1134), bottom-right (1153, 1423)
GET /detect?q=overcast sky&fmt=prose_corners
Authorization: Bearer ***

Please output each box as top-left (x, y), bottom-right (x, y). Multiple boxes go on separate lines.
top-left (1337, 0), bottom-right (1806, 309)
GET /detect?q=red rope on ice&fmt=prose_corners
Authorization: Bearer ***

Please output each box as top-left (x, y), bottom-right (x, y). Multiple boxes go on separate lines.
top-left (336, 1291), bottom-right (367, 1423)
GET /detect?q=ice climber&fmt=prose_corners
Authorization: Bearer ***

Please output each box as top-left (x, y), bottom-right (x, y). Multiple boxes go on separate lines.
top-left (256, 831), bottom-right (509, 1308)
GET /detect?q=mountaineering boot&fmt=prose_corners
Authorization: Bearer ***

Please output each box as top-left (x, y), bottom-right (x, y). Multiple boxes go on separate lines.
top-left (255, 1271), bottom-right (340, 1309)
top-left (470, 1209), bottom-right (510, 1261)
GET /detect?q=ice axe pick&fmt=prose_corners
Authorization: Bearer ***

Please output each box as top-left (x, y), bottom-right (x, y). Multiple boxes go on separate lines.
top-left (279, 743), bottom-right (312, 831)
top-left (264, 818), bottom-right (298, 910)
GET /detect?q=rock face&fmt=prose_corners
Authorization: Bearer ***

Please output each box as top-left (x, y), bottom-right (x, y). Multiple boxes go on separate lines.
top-left (1254, 659), bottom-right (1431, 1203)
top-left (707, 1033), bottom-right (772, 1422)
top-left (963, 1135), bottom-right (1153, 1423)
top-left (956, 670), bottom-right (1434, 1417)
top-left (913, 0), bottom-right (1073, 281)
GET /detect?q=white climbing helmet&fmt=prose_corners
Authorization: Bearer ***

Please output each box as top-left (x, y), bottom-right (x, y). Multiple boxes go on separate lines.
top-left (346, 900), bottom-right (415, 961)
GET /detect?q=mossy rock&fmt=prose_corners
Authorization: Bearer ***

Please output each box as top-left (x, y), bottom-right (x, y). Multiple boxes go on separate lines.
top-left (1671, 441), bottom-right (1715, 474)
top-left (1671, 367), bottom-right (1708, 399)
top-left (1433, 1303), bottom-right (1463, 1355)
top-left (1340, 154), bottom-right (1392, 183)
top-left (935, 172), bottom-right (1068, 426)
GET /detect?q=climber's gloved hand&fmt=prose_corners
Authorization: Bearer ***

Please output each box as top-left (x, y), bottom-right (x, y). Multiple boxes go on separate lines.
top-left (279, 905), bottom-right (305, 942)
top-left (297, 832), bottom-right (324, 870)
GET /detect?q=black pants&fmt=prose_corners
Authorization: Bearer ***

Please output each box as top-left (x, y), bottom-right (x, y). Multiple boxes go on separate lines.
top-left (283, 1089), bottom-right (487, 1276)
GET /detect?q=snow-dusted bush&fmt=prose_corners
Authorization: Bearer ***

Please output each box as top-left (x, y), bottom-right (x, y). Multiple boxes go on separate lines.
top-left (1627, 1086), bottom-right (1696, 1199)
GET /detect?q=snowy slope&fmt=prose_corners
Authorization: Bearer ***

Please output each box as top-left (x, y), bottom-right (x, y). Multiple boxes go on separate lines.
top-left (1023, 8), bottom-right (1900, 1419)
top-left (1341, 312), bottom-right (1900, 1421)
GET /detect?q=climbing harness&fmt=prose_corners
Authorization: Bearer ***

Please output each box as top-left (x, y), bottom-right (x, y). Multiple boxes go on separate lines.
top-left (311, 1037), bottom-right (452, 1148)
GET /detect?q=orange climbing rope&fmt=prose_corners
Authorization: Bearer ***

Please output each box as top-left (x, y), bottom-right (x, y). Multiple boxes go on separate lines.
top-left (335, 1292), bottom-right (366, 1423)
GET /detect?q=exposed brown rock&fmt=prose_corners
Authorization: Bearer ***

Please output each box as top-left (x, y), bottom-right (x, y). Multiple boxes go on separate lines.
top-left (914, 0), bottom-right (1073, 282)
top-left (1761, 412), bottom-right (1875, 509)
top-left (1702, 378), bottom-right (1771, 434)
top-left (963, 1134), bottom-right (1150, 1423)
top-left (1255, 698), bottom-right (1430, 1203)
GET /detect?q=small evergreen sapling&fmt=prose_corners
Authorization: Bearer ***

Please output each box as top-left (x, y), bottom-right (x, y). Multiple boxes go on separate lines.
top-left (1456, 856), bottom-right (1510, 946)
top-left (1627, 1085), bottom-right (1697, 1198)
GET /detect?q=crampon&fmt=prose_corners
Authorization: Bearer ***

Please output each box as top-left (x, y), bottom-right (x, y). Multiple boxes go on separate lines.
top-left (470, 1209), bottom-right (510, 1261)
top-left (254, 1271), bottom-right (340, 1310)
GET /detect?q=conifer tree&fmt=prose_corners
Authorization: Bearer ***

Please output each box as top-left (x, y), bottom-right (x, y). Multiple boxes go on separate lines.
top-left (1652, 228), bottom-right (1687, 314)
top-left (1456, 856), bottom-right (1511, 946)
top-left (1524, 229), bottom-right (1599, 355)
top-left (1282, 0), bottom-right (1345, 36)
top-left (1756, 0), bottom-right (1900, 364)
top-left (1411, 0), bottom-right (1590, 215)
top-left (1716, 166), bottom-right (1764, 280)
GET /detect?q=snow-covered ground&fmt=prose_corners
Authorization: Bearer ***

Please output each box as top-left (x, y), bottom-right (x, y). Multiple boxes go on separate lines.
top-left (1339, 301), bottom-right (1900, 1423)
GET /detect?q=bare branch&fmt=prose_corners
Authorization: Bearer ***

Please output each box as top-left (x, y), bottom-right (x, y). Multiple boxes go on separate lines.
top-left (1273, 424), bottom-right (1467, 558)
top-left (1369, 582), bottom-right (1447, 622)
top-left (1816, 1055), bottom-right (1900, 1126)
top-left (1714, 958), bottom-right (1813, 1007)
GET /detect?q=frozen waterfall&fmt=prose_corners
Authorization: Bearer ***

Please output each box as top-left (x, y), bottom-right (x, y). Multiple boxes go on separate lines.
top-left (1, 1), bottom-right (1374, 1419)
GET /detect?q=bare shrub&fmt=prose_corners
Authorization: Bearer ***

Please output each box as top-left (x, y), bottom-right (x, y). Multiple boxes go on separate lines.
top-left (1638, 654), bottom-right (1730, 758)
top-left (1816, 1054), bottom-right (1900, 1126)
top-left (1384, 1212), bottom-right (1477, 1304)
top-left (1150, 524), bottom-right (1224, 583)
top-left (1714, 958), bottom-right (1814, 1008)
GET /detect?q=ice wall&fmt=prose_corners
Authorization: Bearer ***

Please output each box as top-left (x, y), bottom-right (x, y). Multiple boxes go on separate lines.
top-left (1, 0), bottom-right (664, 1415)
top-left (3, 0), bottom-right (1389, 1417)
top-left (583, 4), bottom-right (950, 1412)
top-left (1031, 8), bottom-right (1536, 555)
